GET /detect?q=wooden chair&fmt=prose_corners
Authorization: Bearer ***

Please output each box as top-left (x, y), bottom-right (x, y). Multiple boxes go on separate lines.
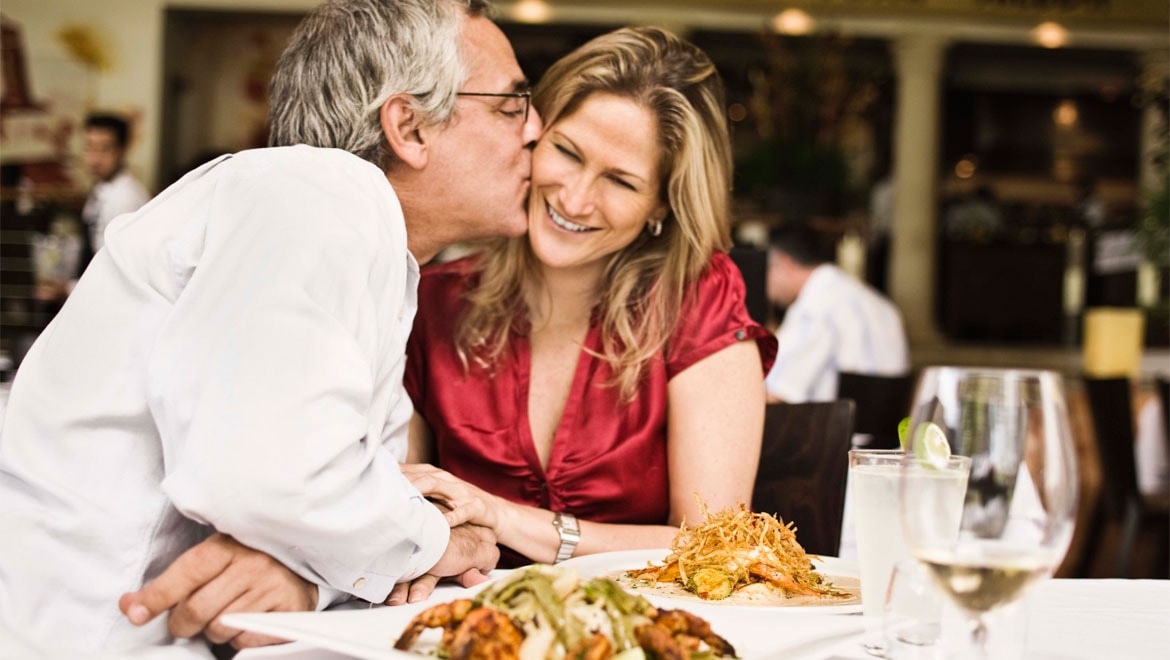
top-left (836, 371), bottom-right (915, 450)
top-left (752, 400), bottom-right (855, 557)
top-left (1080, 376), bottom-right (1170, 578)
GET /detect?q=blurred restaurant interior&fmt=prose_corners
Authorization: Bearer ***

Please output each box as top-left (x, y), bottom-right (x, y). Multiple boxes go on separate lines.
top-left (1, 0), bottom-right (1168, 577)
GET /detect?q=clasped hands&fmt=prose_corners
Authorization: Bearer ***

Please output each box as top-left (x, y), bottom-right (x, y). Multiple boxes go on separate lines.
top-left (118, 465), bottom-right (503, 650)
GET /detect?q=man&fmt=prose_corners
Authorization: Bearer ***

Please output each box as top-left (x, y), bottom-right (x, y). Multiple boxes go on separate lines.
top-left (81, 112), bottom-right (151, 254)
top-left (763, 224), bottom-right (909, 403)
top-left (0, 0), bottom-right (541, 655)
top-left (34, 114), bottom-right (151, 305)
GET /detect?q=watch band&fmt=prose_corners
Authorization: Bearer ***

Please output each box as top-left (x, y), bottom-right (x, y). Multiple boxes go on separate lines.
top-left (551, 512), bottom-right (580, 563)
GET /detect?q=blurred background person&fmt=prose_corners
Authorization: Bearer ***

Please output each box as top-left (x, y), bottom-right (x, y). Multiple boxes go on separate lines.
top-left (81, 112), bottom-right (151, 256)
top-left (32, 113), bottom-right (152, 309)
top-left (763, 223), bottom-right (907, 403)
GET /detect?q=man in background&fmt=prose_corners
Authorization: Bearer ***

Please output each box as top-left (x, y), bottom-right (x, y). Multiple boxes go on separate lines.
top-left (32, 113), bottom-right (150, 306)
top-left (0, 0), bottom-right (540, 655)
top-left (81, 112), bottom-right (151, 254)
top-left (763, 224), bottom-right (909, 403)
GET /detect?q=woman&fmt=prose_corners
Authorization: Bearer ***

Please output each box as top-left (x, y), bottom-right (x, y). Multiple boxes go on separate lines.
top-left (402, 26), bottom-right (776, 570)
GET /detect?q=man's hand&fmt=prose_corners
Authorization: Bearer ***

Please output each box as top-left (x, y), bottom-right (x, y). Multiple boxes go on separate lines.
top-left (386, 523), bottom-right (498, 606)
top-left (118, 533), bottom-right (317, 649)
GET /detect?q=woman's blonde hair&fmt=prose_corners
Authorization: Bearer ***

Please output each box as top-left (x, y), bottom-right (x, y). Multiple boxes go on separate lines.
top-left (456, 26), bottom-right (733, 401)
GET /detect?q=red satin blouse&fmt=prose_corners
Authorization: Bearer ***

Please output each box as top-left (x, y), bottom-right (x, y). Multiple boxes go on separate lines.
top-left (405, 252), bottom-right (776, 557)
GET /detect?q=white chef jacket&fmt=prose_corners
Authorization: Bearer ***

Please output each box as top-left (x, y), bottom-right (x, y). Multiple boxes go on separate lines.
top-left (82, 167), bottom-right (151, 253)
top-left (0, 146), bottom-right (449, 653)
top-left (764, 263), bottom-right (909, 402)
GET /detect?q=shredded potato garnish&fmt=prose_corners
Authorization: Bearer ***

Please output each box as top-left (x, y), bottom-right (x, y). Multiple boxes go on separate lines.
top-left (628, 502), bottom-right (848, 601)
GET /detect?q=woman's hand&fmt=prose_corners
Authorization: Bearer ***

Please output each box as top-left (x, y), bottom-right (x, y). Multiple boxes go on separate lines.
top-left (401, 463), bottom-right (505, 533)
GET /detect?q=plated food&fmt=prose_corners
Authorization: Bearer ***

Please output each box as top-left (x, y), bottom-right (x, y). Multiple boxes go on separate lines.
top-left (393, 565), bottom-right (736, 659)
top-left (622, 503), bottom-right (858, 607)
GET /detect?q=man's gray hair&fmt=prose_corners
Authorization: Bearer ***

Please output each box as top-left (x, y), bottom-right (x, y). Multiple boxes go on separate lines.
top-left (269, 0), bottom-right (492, 170)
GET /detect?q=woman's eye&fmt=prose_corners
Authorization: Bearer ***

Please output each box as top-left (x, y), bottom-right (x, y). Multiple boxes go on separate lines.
top-left (608, 175), bottom-right (637, 191)
top-left (555, 144), bottom-right (581, 162)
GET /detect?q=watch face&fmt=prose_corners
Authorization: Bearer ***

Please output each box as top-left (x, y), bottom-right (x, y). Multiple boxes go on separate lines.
top-left (553, 513), bottom-right (580, 563)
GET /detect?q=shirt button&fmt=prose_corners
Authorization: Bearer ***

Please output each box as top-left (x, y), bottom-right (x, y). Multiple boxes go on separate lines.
top-left (735, 329), bottom-right (746, 340)
top-left (353, 577), bottom-right (367, 589)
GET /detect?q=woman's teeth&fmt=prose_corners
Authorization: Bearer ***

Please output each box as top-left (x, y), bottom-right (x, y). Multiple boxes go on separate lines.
top-left (549, 206), bottom-right (593, 232)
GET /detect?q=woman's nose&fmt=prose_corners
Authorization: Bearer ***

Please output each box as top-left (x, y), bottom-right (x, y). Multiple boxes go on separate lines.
top-left (558, 175), bottom-right (595, 217)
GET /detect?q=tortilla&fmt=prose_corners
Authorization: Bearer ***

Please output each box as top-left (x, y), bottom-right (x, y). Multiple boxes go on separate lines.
top-left (609, 569), bottom-right (861, 607)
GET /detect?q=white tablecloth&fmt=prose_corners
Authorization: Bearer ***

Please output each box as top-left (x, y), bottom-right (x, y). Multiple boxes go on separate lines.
top-left (235, 579), bottom-right (1169, 660)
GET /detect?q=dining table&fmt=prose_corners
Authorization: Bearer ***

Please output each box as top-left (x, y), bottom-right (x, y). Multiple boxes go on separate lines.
top-left (230, 567), bottom-right (1169, 660)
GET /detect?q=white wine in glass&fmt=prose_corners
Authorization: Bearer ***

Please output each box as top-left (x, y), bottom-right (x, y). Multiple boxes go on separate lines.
top-left (900, 367), bottom-right (1078, 658)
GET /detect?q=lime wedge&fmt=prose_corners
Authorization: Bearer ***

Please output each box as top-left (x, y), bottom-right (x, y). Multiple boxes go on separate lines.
top-left (897, 417), bottom-right (911, 450)
top-left (913, 422), bottom-right (951, 468)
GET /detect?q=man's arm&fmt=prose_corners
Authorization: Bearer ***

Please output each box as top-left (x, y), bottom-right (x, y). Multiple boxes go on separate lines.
top-left (764, 314), bottom-right (835, 402)
top-left (145, 151), bottom-right (449, 603)
top-left (120, 524), bottom-right (499, 649)
top-left (119, 534), bottom-right (316, 649)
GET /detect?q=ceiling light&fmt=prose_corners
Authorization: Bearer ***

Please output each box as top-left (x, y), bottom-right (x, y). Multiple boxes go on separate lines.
top-left (511, 0), bottom-right (551, 24)
top-left (771, 9), bottom-right (814, 36)
top-left (1032, 22), bottom-right (1068, 49)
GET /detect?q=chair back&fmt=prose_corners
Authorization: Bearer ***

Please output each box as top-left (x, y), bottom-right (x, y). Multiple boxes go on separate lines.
top-left (836, 371), bottom-right (914, 450)
top-left (728, 245), bottom-right (769, 326)
top-left (1082, 376), bottom-right (1139, 519)
top-left (752, 400), bottom-right (855, 556)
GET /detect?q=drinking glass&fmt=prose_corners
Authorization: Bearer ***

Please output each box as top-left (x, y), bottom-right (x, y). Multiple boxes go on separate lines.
top-left (850, 449), bottom-right (970, 619)
top-left (900, 367), bottom-right (1077, 659)
top-left (882, 559), bottom-right (946, 660)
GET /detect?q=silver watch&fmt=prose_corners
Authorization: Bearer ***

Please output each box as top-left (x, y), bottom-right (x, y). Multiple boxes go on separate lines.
top-left (552, 512), bottom-right (580, 563)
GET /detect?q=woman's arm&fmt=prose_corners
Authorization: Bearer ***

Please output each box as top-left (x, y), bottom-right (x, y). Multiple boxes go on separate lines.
top-left (404, 340), bottom-right (766, 563)
top-left (402, 463), bottom-right (678, 564)
top-left (664, 340), bottom-right (765, 526)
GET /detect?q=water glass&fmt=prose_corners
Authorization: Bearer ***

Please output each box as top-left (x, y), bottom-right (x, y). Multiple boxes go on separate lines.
top-left (883, 559), bottom-right (945, 660)
top-left (849, 449), bottom-right (970, 618)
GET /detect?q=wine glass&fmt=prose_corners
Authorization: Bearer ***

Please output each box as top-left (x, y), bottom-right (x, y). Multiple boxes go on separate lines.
top-left (899, 367), bottom-right (1077, 659)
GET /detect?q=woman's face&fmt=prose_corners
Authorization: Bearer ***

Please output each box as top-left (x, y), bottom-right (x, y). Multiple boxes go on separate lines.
top-left (527, 92), bottom-right (668, 279)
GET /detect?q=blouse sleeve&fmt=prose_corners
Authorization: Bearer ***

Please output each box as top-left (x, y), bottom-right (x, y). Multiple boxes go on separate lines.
top-left (665, 252), bottom-right (777, 380)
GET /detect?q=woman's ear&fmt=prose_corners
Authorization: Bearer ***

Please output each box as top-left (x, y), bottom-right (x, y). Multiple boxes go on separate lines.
top-left (380, 95), bottom-right (428, 170)
top-left (653, 203), bottom-right (669, 224)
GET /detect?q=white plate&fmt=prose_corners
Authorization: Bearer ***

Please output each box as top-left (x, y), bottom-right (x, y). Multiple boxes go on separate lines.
top-left (223, 555), bottom-right (865, 660)
top-left (558, 549), bottom-right (862, 615)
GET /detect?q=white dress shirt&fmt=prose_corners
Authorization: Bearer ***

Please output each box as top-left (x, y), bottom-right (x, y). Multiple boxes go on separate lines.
top-left (0, 146), bottom-right (449, 654)
top-left (765, 263), bottom-right (909, 402)
top-left (82, 167), bottom-right (152, 253)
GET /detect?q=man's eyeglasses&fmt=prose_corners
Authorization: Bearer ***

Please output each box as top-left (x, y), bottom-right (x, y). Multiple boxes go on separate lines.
top-left (455, 91), bottom-right (531, 123)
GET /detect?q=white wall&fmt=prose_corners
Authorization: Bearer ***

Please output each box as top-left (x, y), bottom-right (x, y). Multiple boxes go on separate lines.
top-left (3, 0), bottom-right (316, 191)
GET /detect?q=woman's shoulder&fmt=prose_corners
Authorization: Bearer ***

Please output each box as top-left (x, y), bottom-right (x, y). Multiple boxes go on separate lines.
top-left (692, 251), bottom-right (746, 298)
top-left (416, 254), bottom-right (482, 312)
top-left (419, 254), bottom-right (480, 286)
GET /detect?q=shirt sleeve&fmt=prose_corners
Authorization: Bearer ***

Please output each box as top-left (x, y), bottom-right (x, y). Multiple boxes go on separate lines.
top-left (665, 252), bottom-right (777, 379)
top-left (764, 309), bottom-right (836, 403)
top-left (96, 174), bottom-right (152, 249)
top-left (146, 153), bottom-right (448, 604)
